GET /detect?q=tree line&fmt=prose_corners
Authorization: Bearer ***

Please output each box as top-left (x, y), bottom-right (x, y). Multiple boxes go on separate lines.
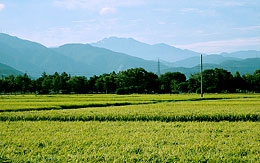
top-left (0, 68), bottom-right (260, 94)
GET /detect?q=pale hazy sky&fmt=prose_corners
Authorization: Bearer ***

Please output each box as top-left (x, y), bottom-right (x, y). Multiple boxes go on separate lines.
top-left (0, 0), bottom-right (260, 54)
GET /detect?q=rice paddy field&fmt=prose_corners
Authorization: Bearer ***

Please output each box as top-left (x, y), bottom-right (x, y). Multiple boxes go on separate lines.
top-left (1, 94), bottom-right (260, 162)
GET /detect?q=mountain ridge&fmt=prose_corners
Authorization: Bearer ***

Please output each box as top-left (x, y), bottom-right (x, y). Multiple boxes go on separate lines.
top-left (92, 36), bottom-right (201, 62)
top-left (162, 58), bottom-right (260, 77)
top-left (0, 33), bottom-right (168, 77)
top-left (170, 55), bottom-right (242, 68)
top-left (0, 62), bottom-right (23, 77)
top-left (52, 43), bottom-right (168, 74)
top-left (1, 33), bottom-right (260, 78)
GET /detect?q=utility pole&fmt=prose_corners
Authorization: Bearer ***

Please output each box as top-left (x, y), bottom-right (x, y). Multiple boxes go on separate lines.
top-left (201, 54), bottom-right (203, 97)
top-left (157, 58), bottom-right (161, 77)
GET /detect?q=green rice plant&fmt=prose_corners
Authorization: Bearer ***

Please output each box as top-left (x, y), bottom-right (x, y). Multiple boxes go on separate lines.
top-left (1, 94), bottom-right (259, 112)
top-left (1, 94), bottom-right (260, 162)
top-left (0, 121), bottom-right (259, 162)
top-left (1, 97), bottom-right (260, 122)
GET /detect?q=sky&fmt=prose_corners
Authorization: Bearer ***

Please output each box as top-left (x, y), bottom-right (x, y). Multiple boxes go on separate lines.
top-left (0, 0), bottom-right (260, 54)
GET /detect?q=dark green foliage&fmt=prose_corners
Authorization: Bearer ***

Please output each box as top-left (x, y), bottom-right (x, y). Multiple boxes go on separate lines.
top-left (241, 70), bottom-right (260, 92)
top-left (2, 75), bottom-right (16, 93)
top-left (188, 68), bottom-right (234, 93)
top-left (1, 67), bottom-right (260, 94)
top-left (67, 76), bottom-right (88, 94)
top-left (15, 73), bottom-right (31, 93)
top-left (159, 72), bottom-right (186, 93)
top-left (233, 71), bottom-right (244, 91)
top-left (116, 68), bottom-right (159, 94)
top-left (95, 72), bottom-right (117, 93)
top-left (115, 87), bottom-right (131, 95)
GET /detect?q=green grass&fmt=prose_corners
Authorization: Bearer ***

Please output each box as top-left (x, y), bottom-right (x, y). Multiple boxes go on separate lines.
top-left (1, 121), bottom-right (259, 162)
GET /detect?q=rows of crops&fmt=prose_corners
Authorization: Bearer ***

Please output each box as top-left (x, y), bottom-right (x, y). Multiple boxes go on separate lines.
top-left (1, 98), bottom-right (260, 122)
top-left (1, 94), bottom-right (258, 112)
top-left (1, 94), bottom-right (260, 162)
top-left (1, 121), bottom-right (259, 162)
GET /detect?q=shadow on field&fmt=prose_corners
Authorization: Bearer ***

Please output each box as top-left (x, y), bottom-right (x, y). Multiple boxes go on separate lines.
top-left (1, 113), bottom-right (259, 122)
top-left (0, 98), bottom-right (231, 112)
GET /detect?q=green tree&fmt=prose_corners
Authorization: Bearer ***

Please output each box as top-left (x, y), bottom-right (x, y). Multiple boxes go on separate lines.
top-left (188, 68), bottom-right (234, 93)
top-left (67, 76), bottom-right (88, 93)
top-left (116, 68), bottom-right (158, 94)
top-left (242, 73), bottom-right (254, 92)
top-left (88, 75), bottom-right (98, 93)
top-left (253, 69), bottom-right (260, 92)
top-left (60, 72), bottom-right (70, 93)
top-left (233, 71), bottom-right (244, 92)
top-left (188, 73), bottom-right (201, 93)
top-left (41, 75), bottom-right (52, 94)
top-left (4, 75), bottom-right (16, 93)
top-left (52, 72), bottom-right (61, 93)
top-left (95, 72), bottom-right (117, 93)
top-left (159, 72), bottom-right (186, 93)
top-left (15, 73), bottom-right (31, 93)
top-left (35, 72), bottom-right (47, 94)
top-left (0, 78), bottom-right (3, 93)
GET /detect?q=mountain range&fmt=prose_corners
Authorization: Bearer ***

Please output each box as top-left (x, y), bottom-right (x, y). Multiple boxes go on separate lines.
top-left (170, 55), bottom-right (242, 68)
top-left (92, 37), bottom-right (201, 62)
top-left (52, 44), bottom-right (168, 75)
top-left (0, 33), bottom-right (166, 77)
top-left (163, 58), bottom-right (260, 77)
top-left (0, 33), bottom-right (260, 78)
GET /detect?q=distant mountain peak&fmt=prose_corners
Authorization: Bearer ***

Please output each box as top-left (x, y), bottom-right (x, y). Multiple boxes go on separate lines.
top-left (104, 36), bottom-right (136, 40)
top-left (98, 36), bottom-right (143, 45)
top-left (92, 37), bottom-right (200, 62)
top-left (153, 43), bottom-right (178, 49)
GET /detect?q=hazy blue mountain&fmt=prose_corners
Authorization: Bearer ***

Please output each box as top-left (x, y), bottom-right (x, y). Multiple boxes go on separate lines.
top-left (0, 62), bottom-right (23, 77)
top-left (0, 33), bottom-right (168, 77)
top-left (220, 58), bottom-right (260, 74)
top-left (1, 33), bottom-right (260, 78)
top-left (0, 33), bottom-right (95, 77)
top-left (0, 41), bottom-right (42, 75)
top-left (92, 37), bottom-right (200, 62)
top-left (162, 64), bottom-right (219, 78)
top-left (171, 55), bottom-right (242, 68)
top-left (162, 58), bottom-right (260, 77)
top-left (52, 43), bottom-right (168, 74)
top-left (220, 50), bottom-right (260, 59)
